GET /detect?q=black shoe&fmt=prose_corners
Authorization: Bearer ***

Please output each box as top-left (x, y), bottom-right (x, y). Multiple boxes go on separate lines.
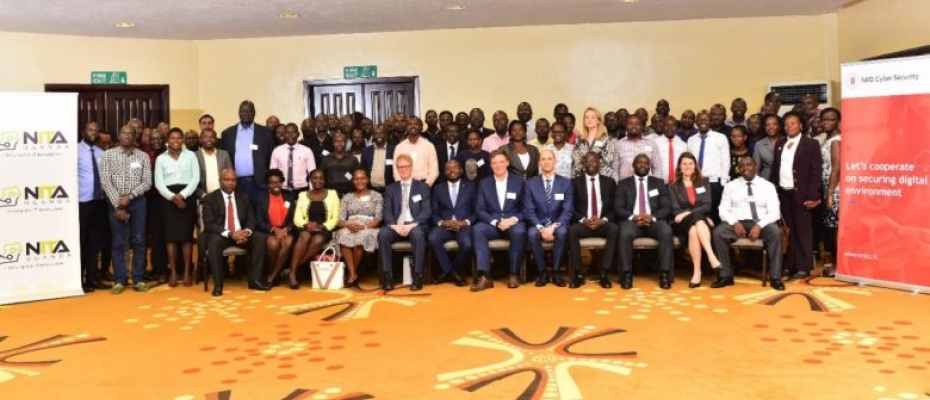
top-left (92, 281), bottom-right (112, 289)
top-left (411, 274), bottom-right (423, 291)
top-left (770, 279), bottom-right (786, 291)
top-left (688, 281), bottom-right (701, 288)
top-left (212, 285), bottom-right (223, 297)
top-left (383, 274), bottom-right (394, 291)
top-left (451, 270), bottom-right (467, 287)
top-left (710, 275), bottom-right (735, 288)
top-left (569, 275), bottom-right (585, 289)
top-left (142, 272), bottom-right (158, 282)
top-left (599, 274), bottom-right (613, 289)
top-left (82, 285), bottom-right (95, 293)
top-left (788, 270), bottom-right (810, 280)
top-left (534, 271), bottom-right (549, 287)
top-left (288, 279), bottom-right (300, 290)
top-left (248, 280), bottom-right (271, 291)
top-left (659, 272), bottom-right (672, 290)
top-left (620, 272), bottom-right (632, 290)
top-left (552, 272), bottom-right (566, 287)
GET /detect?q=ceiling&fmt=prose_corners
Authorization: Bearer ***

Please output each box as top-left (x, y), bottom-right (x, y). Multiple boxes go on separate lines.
top-left (0, 0), bottom-right (853, 40)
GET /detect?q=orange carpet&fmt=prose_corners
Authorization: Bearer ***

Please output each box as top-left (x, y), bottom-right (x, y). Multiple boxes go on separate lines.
top-left (1, 271), bottom-right (929, 400)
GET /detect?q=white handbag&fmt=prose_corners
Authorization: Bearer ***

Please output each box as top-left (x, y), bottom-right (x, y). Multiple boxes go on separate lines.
top-left (310, 243), bottom-right (345, 290)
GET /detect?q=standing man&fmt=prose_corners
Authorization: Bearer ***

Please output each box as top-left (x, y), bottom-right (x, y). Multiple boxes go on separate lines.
top-left (726, 98), bottom-right (749, 128)
top-left (362, 125), bottom-right (395, 193)
top-left (393, 117), bottom-right (439, 186)
top-left (78, 122), bottom-right (110, 292)
top-left (195, 128), bottom-right (232, 270)
top-left (424, 109), bottom-right (441, 140)
top-left (146, 129), bottom-right (168, 283)
top-left (379, 154), bottom-right (432, 292)
top-left (306, 113), bottom-right (334, 165)
top-left (469, 108), bottom-right (494, 138)
top-left (184, 130), bottom-right (200, 152)
top-left (568, 151), bottom-right (619, 289)
top-left (472, 150), bottom-right (528, 291)
top-left (270, 123), bottom-right (316, 201)
top-left (517, 102), bottom-right (536, 141)
top-left (201, 169), bottom-right (270, 296)
top-left (523, 149), bottom-right (573, 287)
top-left (615, 154), bottom-right (674, 290)
top-left (199, 114), bottom-right (215, 132)
top-left (687, 111), bottom-right (730, 222)
top-left (709, 104), bottom-right (733, 137)
top-left (527, 118), bottom-right (551, 149)
top-left (615, 115), bottom-right (661, 181)
top-left (676, 110), bottom-right (698, 142)
top-left (433, 124), bottom-right (461, 183)
top-left (427, 160), bottom-right (474, 287)
top-left (653, 116), bottom-right (688, 184)
top-left (481, 111), bottom-right (511, 153)
top-left (100, 125), bottom-right (152, 294)
top-left (219, 100), bottom-right (275, 204)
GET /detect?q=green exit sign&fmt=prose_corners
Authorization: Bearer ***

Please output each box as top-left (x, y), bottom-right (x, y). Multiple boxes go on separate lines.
top-left (91, 71), bottom-right (127, 84)
top-left (344, 65), bottom-right (377, 79)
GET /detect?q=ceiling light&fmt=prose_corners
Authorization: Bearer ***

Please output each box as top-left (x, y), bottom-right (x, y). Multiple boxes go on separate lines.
top-left (621, 0), bottom-right (639, 3)
top-left (279, 12), bottom-right (299, 19)
top-left (447, 4), bottom-right (466, 11)
top-left (115, 22), bottom-right (134, 28)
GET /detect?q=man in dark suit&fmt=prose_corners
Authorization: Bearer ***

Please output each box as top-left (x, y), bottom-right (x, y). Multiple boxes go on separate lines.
top-left (472, 150), bottom-right (528, 291)
top-left (469, 108), bottom-right (495, 139)
top-left (219, 100), bottom-right (275, 205)
top-left (201, 169), bottom-right (271, 296)
top-left (427, 160), bottom-right (475, 287)
top-left (361, 125), bottom-right (395, 192)
top-left (195, 128), bottom-right (233, 272)
top-left (304, 113), bottom-right (334, 166)
top-left (524, 149), bottom-right (573, 287)
top-left (433, 124), bottom-right (462, 184)
top-left (569, 151), bottom-right (619, 289)
top-left (378, 153), bottom-right (432, 292)
top-left (768, 111), bottom-right (823, 279)
top-left (615, 154), bottom-right (675, 290)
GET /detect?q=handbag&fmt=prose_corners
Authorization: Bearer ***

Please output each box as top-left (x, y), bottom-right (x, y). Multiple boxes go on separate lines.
top-left (310, 243), bottom-right (345, 289)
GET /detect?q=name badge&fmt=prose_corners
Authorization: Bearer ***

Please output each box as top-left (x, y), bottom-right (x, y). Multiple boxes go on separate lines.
top-left (696, 187), bottom-right (706, 194)
top-left (644, 147), bottom-right (653, 152)
top-left (506, 192), bottom-right (516, 200)
top-left (554, 193), bottom-right (565, 201)
top-left (284, 201), bottom-right (291, 208)
top-left (648, 189), bottom-right (659, 197)
top-left (477, 159), bottom-right (485, 167)
top-left (344, 172), bottom-right (353, 180)
top-left (130, 162), bottom-right (141, 169)
top-left (385, 159), bottom-right (393, 165)
top-left (594, 140), bottom-right (604, 148)
top-left (360, 196), bottom-right (371, 202)
top-left (746, 196), bottom-right (756, 203)
top-left (250, 144), bottom-right (259, 151)
top-left (412, 194), bottom-right (422, 203)
top-left (411, 153), bottom-right (419, 161)
top-left (322, 150), bottom-right (330, 156)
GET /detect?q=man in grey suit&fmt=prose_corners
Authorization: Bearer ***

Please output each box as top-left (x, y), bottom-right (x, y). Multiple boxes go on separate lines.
top-left (195, 128), bottom-right (233, 271)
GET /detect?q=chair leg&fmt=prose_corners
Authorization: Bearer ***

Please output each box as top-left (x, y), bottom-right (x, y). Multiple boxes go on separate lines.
top-left (762, 249), bottom-right (768, 287)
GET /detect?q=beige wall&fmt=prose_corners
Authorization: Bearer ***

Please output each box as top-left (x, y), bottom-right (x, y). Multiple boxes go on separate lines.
top-left (839, 0), bottom-right (930, 63)
top-left (197, 14), bottom-right (838, 127)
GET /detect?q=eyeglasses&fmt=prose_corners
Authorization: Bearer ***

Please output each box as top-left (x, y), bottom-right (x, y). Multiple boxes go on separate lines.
top-left (396, 165), bottom-right (412, 170)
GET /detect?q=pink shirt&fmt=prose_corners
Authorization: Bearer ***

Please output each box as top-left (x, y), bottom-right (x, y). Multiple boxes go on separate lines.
top-left (270, 143), bottom-right (316, 190)
top-left (481, 132), bottom-right (510, 153)
top-left (394, 137), bottom-right (439, 186)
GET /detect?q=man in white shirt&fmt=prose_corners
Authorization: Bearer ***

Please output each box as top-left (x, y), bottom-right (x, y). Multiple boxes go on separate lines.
top-left (711, 156), bottom-right (784, 290)
top-left (687, 111), bottom-right (731, 222)
top-left (653, 116), bottom-right (688, 184)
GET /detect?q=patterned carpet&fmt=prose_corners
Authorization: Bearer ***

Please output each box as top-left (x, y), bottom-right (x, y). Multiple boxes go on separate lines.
top-left (1, 272), bottom-right (928, 400)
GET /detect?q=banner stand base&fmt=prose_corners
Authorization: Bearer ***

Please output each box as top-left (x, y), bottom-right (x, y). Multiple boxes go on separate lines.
top-left (835, 274), bottom-right (930, 295)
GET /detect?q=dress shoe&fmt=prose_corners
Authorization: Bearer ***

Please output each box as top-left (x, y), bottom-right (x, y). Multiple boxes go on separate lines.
top-left (569, 275), bottom-right (585, 289)
top-left (551, 273), bottom-right (566, 287)
top-left (450, 270), bottom-right (467, 287)
top-left (382, 274), bottom-right (395, 291)
top-left (248, 280), bottom-right (271, 291)
top-left (508, 275), bottom-right (520, 289)
top-left (710, 275), bottom-right (735, 288)
top-left (789, 270), bottom-right (810, 280)
top-left (620, 272), bottom-right (633, 290)
top-left (688, 281), bottom-right (701, 288)
top-left (659, 272), bottom-right (672, 290)
top-left (212, 285), bottom-right (223, 297)
top-left (82, 285), bottom-right (95, 293)
top-left (288, 279), bottom-right (300, 290)
top-left (411, 274), bottom-right (423, 291)
top-left (470, 276), bottom-right (494, 292)
top-left (770, 279), bottom-right (786, 291)
top-left (91, 281), bottom-right (112, 290)
top-left (534, 271), bottom-right (549, 287)
top-left (599, 274), bottom-right (613, 289)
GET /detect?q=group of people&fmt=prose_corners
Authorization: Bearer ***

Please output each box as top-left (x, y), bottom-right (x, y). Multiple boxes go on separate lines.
top-left (78, 94), bottom-right (842, 297)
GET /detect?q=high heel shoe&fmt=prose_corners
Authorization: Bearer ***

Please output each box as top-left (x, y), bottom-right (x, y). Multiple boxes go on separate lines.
top-left (168, 272), bottom-right (178, 288)
top-left (346, 274), bottom-right (359, 288)
top-left (182, 276), bottom-right (193, 287)
top-left (688, 281), bottom-right (701, 288)
top-left (288, 278), bottom-right (300, 290)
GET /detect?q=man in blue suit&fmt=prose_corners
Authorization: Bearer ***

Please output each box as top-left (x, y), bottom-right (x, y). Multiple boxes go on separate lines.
top-left (378, 153), bottom-right (432, 291)
top-left (524, 149), bottom-right (573, 287)
top-left (472, 150), bottom-right (527, 291)
top-left (427, 159), bottom-right (475, 287)
top-left (361, 125), bottom-right (395, 193)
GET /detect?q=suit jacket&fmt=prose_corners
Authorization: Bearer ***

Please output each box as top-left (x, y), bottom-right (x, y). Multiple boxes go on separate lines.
top-left (361, 144), bottom-right (396, 188)
top-left (614, 175), bottom-right (671, 221)
top-left (383, 180), bottom-right (432, 225)
top-left (304, 133), bottom-right (334, 166)
top-left (476, 127), bottom-right (495, 139)
top-left (668, 180), bottom-right (713, 217)
top-left (195, 148), bottom-right (233, 198)
top-left (219, 123), bottom-right (275, 188)
top-left (430, 179), bottom-right (477, 226)
top-left (202, 189), bottom-right (256, 237)
top-left (571, 174), bottom-right (617, 222)
top-left (523, 175), bottom-right (573, 227)
top-left (434, 139), bottom-right (463, 175)
top-left (253, 191), bottom-right (297, 234)
top-left (476, 174), bottom-right (526, 224)
top-left (768, 136), bottom-right (823, 205)
top-left (500, 143), bottom-right (540, 179)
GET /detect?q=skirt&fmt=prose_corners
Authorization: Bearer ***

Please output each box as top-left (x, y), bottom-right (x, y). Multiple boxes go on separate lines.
top-left (672, 211), bottom-right (708, 237)
top-left (162, 184), bottom-right (196, 241)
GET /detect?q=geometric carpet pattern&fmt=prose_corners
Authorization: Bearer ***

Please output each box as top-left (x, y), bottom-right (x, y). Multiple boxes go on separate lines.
top-left (2, 274), bottom-right (928, 399)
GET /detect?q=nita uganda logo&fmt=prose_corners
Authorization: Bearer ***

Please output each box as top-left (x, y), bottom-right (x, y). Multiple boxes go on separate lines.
top-left (0, 240), bottom-right (71, 265)
top-left (0, 185), bottom-right (69, 208)
top-left (0, 130), bottom-right (68, 151)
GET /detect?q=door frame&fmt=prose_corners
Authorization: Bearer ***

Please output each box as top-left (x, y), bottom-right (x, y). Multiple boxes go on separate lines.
top-left (302, 76), bottom-right (420, 118)
top-left (44, 84), bottom-right (171, 131)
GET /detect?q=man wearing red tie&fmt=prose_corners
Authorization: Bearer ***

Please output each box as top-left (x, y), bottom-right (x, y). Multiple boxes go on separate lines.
top-left (653, 116), bottom-right (688, 184)
top-left (568, 151), bottom-right (619, 288)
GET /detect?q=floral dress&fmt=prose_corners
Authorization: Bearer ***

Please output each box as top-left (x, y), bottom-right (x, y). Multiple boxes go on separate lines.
top-left (571, 138), bottom-right (618, 181)
top-left (821, 134), bottom-right (841, 229)
top-left (332, 191), bottom-right (383, 252)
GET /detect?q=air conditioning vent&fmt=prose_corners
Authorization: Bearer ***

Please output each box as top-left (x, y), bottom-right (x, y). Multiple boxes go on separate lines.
top-left (768, 81), bottom-right (832, 112)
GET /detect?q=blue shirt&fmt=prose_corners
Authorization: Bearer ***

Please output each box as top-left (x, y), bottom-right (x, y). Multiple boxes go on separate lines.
top-left (77, 141), bottom-right (104, 202)
top-left (234, 123), bottom-right (255, 177)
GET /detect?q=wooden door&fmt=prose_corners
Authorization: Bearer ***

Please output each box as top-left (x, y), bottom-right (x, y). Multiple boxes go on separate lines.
top-left (366, 81), bottom-right (417, 125)
top-left (45, 84), bottom-right (170, 136)
top-left (311, 84), bottom-right (363, 118)
top-left (304, 77), bottom-right (419, 124)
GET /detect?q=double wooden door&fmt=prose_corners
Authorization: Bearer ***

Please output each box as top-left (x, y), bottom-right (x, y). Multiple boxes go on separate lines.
top-left (304, 77), bottom-right (418, 124)
top-left (45, 84), bottom-right (170, 136)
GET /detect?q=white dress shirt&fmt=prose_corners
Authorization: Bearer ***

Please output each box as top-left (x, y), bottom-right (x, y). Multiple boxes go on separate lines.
top-left (778, 135), bottom-right (802, 189)
top-left (653, 135), bottom-right (688, 183)
top-left (202, 150), bottom-right (220, 195)
top-left (491, 174), bottom-right (516, 226)
top-left (446, 142), bottom-right (460, 160)
top-left (630, 176), bottom-right (653, 218)
top-left (687, 130), bottom-right (731, 183)
top-left (719, 176), bottom-right (781, 227)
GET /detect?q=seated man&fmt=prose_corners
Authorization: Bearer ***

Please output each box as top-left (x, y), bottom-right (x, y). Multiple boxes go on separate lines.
top-left (472, 150), bottom-right (527, 291)
top-left (568, 151), bottom-right (619, 289)
top-left (711, 156), bottom-right (784, 290)
top-left (615, 154), bottom-right (674, 290)
top-left (378, 154), bottom-right (432, 291)
top-left (524, 149), bottom-right (573, 287)
top-left (427, 160), bottom-right (475, 287)
top-left (202, 169), bottom-right (270, 297)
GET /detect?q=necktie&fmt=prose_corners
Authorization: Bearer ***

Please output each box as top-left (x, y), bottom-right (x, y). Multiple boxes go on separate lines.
top-left (400, 183), bottom-right (410, 224)
top-left (287, 146), bottom-right (295, 190)
top-left (698, 135), bottom-right (707, 170)
top-left (450, 183), bottom-right (458, 208)
top-left (638, 178), bottom-right (647, 215)
top-left (747, 181), bottom-right (759, 222)
top-left (667, 139), bottom-right (675, 183)
top-left (545, 179), bottom-right (552, 204)
top-left (90, 147), bottom-right (103, 200)
top-left (450, 145), bottom-right (456, 159)
top-left (227, 195), bottom-right (236, 233)
top-left (590, 177), bottom-right (598, 219)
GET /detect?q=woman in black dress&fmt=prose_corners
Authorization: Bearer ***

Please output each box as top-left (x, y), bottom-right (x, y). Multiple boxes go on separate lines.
top-left (287, 169), bottom-right (341, 289)
top-left (668, 152), bottom-right (722, 287)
